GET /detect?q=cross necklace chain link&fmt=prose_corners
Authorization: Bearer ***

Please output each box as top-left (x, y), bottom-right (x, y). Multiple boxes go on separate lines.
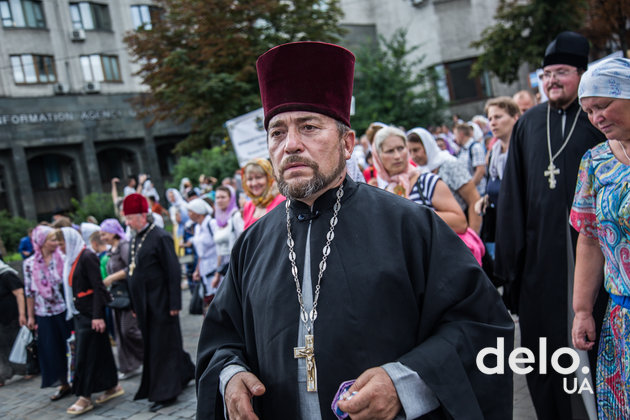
top-left (287, 185), bottom-right (344, 392)
top-left (129, 224), bottom-right (155, 276)
top-left (544, 103), bottom-right (580, 189)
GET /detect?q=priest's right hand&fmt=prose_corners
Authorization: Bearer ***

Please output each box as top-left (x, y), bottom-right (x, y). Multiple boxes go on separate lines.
top-left (225, 371), bottom-right (266, 420)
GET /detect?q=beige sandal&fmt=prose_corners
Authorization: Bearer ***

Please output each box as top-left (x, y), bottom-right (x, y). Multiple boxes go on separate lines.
top-left (95, 385), bottom-right (124, 404)
top-left (66, 398), bottom-right (94, 415)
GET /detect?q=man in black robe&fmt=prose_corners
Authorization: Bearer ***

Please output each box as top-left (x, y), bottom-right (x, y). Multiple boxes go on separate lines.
top-left (196, 42), bottom-right (513, 420)
top-left (495, 32), bottom-right (608, 420)
top-left (122, 193), bottom-right (195, 412)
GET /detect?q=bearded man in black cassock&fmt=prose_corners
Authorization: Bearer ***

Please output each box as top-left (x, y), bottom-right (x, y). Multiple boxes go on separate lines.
top-left (495, 32), bottom-right (608, 420)
top-left (122, 194), bottom-right (195, 412)
top-left (195, 41), bottom-right (514, 420)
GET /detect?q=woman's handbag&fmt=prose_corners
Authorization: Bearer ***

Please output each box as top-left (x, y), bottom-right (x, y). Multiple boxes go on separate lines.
top-left (108, 280), bottom-right (131, 310)
top-left (9, 325), bottom-right (33, 364)
top-left (25, 333), bottom-right (40, 374)
top-left (189, 281), bottom-right (204, 315)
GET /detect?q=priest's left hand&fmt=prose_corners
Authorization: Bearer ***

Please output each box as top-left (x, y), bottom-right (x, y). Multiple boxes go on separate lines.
top-left (170, 310), bottom-right (180, 316)
top-left (92, 318), bottom-right (106, 333)
top-left (336, 367), bottom-right (401, 420)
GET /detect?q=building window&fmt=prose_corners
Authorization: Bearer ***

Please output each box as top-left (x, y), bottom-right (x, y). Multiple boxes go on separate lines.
top-left (439, 58), bottom-right (492, 103)
top-left (0, 0), bottom-right (45, 28)
top-left (10, 54), bottom-right (56, 84)
top-left (80, 54), bottom-right (121, 82)
top-left (69, 2), bottom-right (111, 30)
top-left (130, 4), bottom-right (160, 29)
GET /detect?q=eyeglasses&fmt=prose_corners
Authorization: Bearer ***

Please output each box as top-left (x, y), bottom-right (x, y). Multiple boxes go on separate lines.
top-left (538, 69), bottom-right (578, 81)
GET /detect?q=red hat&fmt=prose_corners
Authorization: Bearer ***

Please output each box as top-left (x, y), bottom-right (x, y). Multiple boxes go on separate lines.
top-left (122, 193), bottom-right (148, 215)
top-left (256, 41), bottom-right (355, 129)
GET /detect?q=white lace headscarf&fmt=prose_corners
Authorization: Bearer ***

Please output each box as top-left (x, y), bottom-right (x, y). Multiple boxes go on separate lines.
top-left (61, 227), bottom-right (84, 320)
top-left (407, 127), bottom-right (456, 173)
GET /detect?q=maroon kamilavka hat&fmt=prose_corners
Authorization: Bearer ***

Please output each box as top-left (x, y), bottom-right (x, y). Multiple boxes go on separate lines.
top-left (122, 193), bottom-right (148, 215)
top-left (256, 41), bottom-right (355, 129)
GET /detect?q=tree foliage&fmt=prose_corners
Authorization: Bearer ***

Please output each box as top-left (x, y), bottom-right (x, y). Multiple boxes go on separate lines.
top-left (581, 0), bottom-right (630, 57)
top-left (168, 145), bottom-right (240, 189)
top-left (0, 210), bottom-right (35, 254)
top-left (70, 193), bottom-right (117, 224)
top-left (470, 0), bottom-right (587, 84)
top-left (352, 29), bottom-right (448, 133)
top-left (125, 0), bottom-right (346, 154)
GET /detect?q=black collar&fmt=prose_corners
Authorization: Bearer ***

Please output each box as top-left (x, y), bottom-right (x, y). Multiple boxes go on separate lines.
top-left (289, 176), bottom-right (358, 223)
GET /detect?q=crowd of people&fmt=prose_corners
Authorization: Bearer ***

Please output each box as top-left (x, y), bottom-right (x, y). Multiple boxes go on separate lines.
top-left (2, 30), bottom-right (630, 420)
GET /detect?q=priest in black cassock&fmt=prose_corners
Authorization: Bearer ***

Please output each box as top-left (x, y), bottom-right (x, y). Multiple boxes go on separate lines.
top-left (122, 194), bottom-right (195, 412)
top-left (495, 32), bottom-right (608, 420)
top-left (196, 42), bottom-right (513, 420)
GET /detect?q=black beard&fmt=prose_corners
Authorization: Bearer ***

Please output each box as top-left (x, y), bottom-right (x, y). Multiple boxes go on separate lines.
top-left (276, 147), bottom-right (346, 200)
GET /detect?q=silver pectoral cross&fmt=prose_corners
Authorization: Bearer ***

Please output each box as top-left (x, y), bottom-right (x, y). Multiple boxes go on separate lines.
top-left (544, 162), bottom-right (560, 189)
top-left (294, 334), bottom-right (317, 392)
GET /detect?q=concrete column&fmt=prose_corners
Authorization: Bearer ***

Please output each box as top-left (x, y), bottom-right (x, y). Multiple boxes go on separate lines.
top-left (11, 144), bottom-right (36, 220)
top-left (0, 158), bottom-right (19, 216)
top-left (142, 123), bottom-right (165, 199)
top-left (82, 122), bottom-right (103, 193)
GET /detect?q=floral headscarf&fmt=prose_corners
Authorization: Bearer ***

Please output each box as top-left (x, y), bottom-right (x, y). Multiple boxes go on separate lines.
top-left (372, 126), bottom-right (419, 197)
top-left (241, 158), bottom-right (277, 208)
top-left (29, 225), bottom-right (64, 299)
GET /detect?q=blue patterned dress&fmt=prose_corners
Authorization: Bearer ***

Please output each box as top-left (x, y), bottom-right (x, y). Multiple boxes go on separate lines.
top-left (571, 141), bottom-right (630, 418)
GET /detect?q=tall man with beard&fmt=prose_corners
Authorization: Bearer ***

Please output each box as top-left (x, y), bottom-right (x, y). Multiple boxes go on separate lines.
top-left (122, 194), bottom-right (195, 412)
top-left (196, 41), bottom-right (513, 420)
top-left (495, 32), bottom-right (608, 420)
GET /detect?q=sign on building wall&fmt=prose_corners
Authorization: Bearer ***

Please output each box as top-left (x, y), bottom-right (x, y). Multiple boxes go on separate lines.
top-left (225, 108), bottom-right (269, 167)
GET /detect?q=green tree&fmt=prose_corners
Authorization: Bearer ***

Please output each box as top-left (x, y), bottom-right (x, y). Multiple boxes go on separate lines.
top-left (169, 145), bottom-right (240, 189)
top-left (70, 193), bottom-right (117, 224)
top-left (0, 210), bottom-right (35, 254)
top-left (581, 0), bottom-right (630, 57)
top-left (470, 0), bottom-right (587, 84)
top-left (352, 28), bottom-right (448, 133)
top-left (125, 0), bottom-right (346, 154)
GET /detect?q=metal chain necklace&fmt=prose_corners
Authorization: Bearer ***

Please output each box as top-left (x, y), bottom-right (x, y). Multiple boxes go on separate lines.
top-left (544, 103), bottom-right (580, 189)
top-left (615, 140), bottom-right (630, 164)
top-left (286, 184), bottom-right (344, 393)
top-left (129, 224), bottom-right (155, 276)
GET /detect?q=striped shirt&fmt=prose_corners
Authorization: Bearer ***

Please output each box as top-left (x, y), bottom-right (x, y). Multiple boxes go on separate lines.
top-left (409, 172), bottom-right (440, 209)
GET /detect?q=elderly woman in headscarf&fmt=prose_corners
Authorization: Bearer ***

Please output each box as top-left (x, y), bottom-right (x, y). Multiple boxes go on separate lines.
top-left (210, 186), bottom-right (244, 289)
top-left (0, 258), bottom-right (27, 386)
top-left (99, 218), bottom-right (143, 381)
top-left (373, 126), bottom-right (467, 234)
top-left (241, 158), bottom-right (285, 230)
top-left (571, 57), bottom-right (630, 417)
top-left (57, 227), bottom-right (123, 415)
top-left (22, 225), bottom-right (72, 401)
top-left (407, 127), bottom-right (482, 234)
top-left (187, 198), bottom-right (218, 310)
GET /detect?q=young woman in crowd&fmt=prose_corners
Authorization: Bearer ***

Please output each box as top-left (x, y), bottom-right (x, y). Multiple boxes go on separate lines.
top-left (58, 227), bottom-right (123, 415)
top-left (241, 158), bottom-right (285, 230)
top-left (210, 186), bottom-right (243, 290)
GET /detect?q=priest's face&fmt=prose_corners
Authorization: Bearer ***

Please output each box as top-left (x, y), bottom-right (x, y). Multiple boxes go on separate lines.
top-left (124, 213), bottom-right (148, 231)
top-left (268, 111), bottom-right (354, 203)
top-left (542, 64), bottom-right (581, 109)
top-left (581, 96), bottom-right (630, 142)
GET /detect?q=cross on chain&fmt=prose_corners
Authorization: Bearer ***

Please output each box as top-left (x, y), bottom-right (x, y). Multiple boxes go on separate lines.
top-left (544, 162), bottom-right (560, 189)
top-left (294, 334), bottom-right (317, 392)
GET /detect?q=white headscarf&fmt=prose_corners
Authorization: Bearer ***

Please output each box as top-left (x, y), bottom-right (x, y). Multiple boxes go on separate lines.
top-left (61, 227), bottom-right (84, 320)
top-left (80, 222), bottom-right (100, 251)
top-left (407, 127), bottom-right (456, 173)
top-left (187, 198), bottom-right (214, 216)
top-left (578, 57), bottom-right (630, 103)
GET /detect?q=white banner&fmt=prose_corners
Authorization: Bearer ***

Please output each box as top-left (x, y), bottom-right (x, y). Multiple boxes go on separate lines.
top-left (226, 108), bottom-right (268, 167)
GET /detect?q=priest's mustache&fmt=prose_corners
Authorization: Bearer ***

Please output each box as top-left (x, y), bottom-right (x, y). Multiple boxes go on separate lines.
top-left (280, 156), bottom-right (319, 173)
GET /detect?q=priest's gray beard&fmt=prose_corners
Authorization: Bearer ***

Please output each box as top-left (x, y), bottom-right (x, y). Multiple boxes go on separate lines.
top-left (277, 143), bottom-right (346, 200)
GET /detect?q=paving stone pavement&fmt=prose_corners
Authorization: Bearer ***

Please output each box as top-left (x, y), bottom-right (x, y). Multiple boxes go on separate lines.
top-left (2, 287), bottom-right (537, 419)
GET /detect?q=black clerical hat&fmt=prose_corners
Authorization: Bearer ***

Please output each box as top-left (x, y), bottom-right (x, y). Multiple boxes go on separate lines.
top-left (543, 31), bottom-right (589, 70)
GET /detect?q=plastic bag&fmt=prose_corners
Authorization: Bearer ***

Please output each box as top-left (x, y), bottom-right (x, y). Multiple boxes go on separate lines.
top-left (189, 281), bottom-right (204, 315)
top-left (9, 326), bottom-right (33, 364)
